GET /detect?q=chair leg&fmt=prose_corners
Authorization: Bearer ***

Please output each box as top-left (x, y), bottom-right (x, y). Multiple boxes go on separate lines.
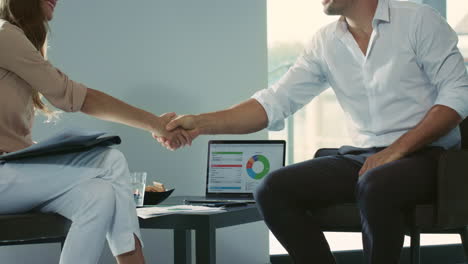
top-left (410, 227), bottom-right (421, 264)
top-left (459, 226), bottom-right (468, 259)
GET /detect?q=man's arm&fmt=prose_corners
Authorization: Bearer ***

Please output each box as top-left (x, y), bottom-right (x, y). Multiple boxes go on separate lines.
top-left (158, 99), bottom-right (268, 149)
top-left (388, 105), bottom-right (462, 155)
top-left (359, 105), bottom-right (462, 175)
top-left (161, 34), bottom-right (330, 149)
top-left (360, 7), bottom-right (468, 175)
top-left (166, 99), bottom-right (268, 136)
top-left (81, 88), bottom-right (189, 148)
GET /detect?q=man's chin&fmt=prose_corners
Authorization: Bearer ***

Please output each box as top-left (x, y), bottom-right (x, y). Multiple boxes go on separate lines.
top-left (323, 6), bottom-right (342, 16)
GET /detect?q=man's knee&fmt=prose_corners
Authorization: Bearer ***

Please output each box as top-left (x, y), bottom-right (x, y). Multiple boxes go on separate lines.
top-left (356, 169), bottom-right (391, 208)
top-left (254, 173), bottom-right (272, 204)
top-left (256, 167), bottom-right (288, 196)
top-left (254, 168), bottom-right (288, 206)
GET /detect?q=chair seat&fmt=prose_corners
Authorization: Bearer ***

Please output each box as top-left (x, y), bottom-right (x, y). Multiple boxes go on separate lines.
top-left (311, 203), bottom-right (436, 232)
top-left (0, 213), bottom-right (70, 243)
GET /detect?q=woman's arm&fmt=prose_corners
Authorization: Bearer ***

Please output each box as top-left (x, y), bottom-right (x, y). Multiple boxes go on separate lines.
top-left (0, 23), bottom-right (188, 149)
top-left (81, 88), bottom-right (189, 148)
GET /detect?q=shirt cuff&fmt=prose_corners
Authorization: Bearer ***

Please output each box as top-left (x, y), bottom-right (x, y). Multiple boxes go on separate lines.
top-left (251, 90), bottom-right (285, 131)
top-left (434, 95), bottom-right (468, 120)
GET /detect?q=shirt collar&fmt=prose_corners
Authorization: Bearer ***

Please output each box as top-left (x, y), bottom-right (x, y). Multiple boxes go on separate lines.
top-left (373, 0), bottom-right (390, 24)
top-left (335, 17), bottom-right (348, 39)
top-left (334, 0), bottom-right (390, 39)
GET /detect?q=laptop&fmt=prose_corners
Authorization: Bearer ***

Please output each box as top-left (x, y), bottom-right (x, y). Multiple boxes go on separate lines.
top-left (185, 140), bottom-right (286, 205)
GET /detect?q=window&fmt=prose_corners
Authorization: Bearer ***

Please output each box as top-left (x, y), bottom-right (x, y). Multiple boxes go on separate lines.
top-left (267, 1), bottom-right (345, 165)
top-left (447, 0), bottom-right (468, 63)
top-left (267, 0), bottom-right (463, 256)
top-left (267, 0), bottom-right (356, 255)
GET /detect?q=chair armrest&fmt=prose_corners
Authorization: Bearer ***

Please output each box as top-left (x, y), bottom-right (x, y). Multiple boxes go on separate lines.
top-left (436, 149), bottom-right (468, 228)
top-left (314, 148), bottom-right (339, 158)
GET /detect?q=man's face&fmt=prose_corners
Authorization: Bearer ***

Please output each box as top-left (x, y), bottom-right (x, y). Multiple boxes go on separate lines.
top-left (322, 0), bottom-right (354, 16)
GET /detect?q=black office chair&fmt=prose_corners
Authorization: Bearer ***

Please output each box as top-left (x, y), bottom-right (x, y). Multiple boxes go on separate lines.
top-left (312, 118), bottom-right (468, 264)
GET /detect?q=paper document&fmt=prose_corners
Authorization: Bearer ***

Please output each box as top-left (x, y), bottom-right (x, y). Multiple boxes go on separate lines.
top-left (137, 205), bottom-right (226, 219)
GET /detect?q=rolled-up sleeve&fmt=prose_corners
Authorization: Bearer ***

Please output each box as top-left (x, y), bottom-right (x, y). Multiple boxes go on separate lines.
top-left (251, 34), bottom-right (329, 131)
top-left (0, 23), bottom-right (87, 112)
top-left (414, 6), bottom-right (468, 119)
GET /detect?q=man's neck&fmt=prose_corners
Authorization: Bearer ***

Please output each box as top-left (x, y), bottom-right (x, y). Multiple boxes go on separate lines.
top-left (344, 0), bottom-right (379, 37)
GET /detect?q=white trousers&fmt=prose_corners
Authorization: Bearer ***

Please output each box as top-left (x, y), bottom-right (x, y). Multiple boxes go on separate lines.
top-left (0, 147), bottom-right (143, 264)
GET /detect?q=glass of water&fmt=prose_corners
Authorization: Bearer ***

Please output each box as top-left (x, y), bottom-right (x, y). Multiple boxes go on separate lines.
top-left (130, 172), bottom-right (147, 207)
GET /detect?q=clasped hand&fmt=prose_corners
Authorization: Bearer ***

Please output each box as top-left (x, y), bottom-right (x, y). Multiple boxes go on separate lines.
top-left (151, 113), bottom-right (198, 151)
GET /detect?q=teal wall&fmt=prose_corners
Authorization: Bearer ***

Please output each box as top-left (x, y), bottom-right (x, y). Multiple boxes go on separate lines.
top-left (0, 0), bottom-right (270, 263)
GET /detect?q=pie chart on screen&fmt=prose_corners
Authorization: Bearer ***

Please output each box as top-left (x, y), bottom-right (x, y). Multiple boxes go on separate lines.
top-left (246, 155), bottom-right (270, 180)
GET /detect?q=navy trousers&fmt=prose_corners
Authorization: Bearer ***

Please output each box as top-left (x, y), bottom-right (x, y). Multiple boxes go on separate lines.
top-left (254, 146), bottom-right (444, 264)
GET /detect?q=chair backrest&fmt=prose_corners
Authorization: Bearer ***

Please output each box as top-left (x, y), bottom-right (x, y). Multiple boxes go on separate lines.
top-left (460, 118), bottom-right (468, 150)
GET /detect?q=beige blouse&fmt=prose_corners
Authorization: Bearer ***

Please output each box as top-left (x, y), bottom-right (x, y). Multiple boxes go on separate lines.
top-left (0, 20), bottom-right (88, 153)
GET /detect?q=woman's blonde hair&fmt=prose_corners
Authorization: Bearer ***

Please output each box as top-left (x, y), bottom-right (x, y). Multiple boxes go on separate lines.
top-left (0, 0), bottom-right (53, 116)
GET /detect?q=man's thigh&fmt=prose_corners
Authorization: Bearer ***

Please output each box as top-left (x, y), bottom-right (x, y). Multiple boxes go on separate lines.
top-left (263, 155), bottom-right (362, 207)
top-left (358, 147), bottom-right (444, 206)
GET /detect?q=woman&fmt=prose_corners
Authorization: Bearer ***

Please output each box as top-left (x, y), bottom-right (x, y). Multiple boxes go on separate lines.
top-left (0, 0), bottom-right (191, 263)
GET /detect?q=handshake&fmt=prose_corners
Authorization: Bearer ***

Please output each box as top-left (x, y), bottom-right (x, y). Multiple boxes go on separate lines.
top-left (150, 112), bottom-right (199, 151)
top-left (146, 99), bottom-right (267, 151)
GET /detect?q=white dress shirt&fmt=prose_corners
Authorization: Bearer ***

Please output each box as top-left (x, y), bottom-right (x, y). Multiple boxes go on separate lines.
top-left (252, 0), bottom-right (468, 149)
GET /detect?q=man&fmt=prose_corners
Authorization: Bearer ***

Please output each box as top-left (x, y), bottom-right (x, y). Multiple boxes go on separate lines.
top-left (157, 0), bottom-right (468, 263)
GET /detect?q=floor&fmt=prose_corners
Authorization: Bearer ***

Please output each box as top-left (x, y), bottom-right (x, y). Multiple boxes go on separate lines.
top-left (269, 231), bottom-right (462, 255)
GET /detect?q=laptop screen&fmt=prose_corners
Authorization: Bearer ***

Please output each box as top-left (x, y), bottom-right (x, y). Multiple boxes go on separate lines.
top-left (206, 140), bottom-right (286, 197)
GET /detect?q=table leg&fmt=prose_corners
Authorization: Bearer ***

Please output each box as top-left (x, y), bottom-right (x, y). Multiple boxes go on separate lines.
top-left (195, 226), bottom-right (216, 264)
top-left (174, 230), bottom-right (192, 264)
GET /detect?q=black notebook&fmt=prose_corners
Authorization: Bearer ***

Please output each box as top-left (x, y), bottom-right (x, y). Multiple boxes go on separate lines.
top-left (0, 129), bottom-right (121, 162)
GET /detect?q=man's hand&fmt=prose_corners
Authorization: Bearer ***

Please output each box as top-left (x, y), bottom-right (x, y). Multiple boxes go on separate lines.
top-left (167, 115), bottom-right (200, 136)
top-left (151, 113), bottom-right (191, 150)
top-left (359, 146), bottom-right (406, 176)
top-left (154, 99), bottom-right (269, 150)
top-left (358, 105), bottom-right (462, 176)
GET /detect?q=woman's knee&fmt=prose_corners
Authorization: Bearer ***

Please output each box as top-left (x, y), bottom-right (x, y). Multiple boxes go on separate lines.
top-left (100, 148), bottom-right (131, 181)
top-left (105, 148), bottom-right (126, 162)
top-left (75, 180), bottom-right (116, 222)
top-left (96, 148), bottom-right (125, 165)
top-left (103, 149), bottom-right (128, 169)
